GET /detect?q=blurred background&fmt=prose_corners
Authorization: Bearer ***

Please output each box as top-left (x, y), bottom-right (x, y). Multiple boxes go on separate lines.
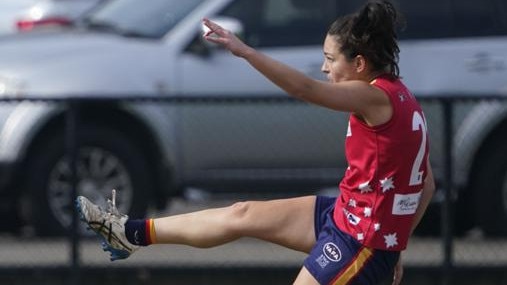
top-left (0, 0), bottom-right (507, 284)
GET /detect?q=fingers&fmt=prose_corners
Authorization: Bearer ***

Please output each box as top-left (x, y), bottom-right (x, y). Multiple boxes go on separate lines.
top-left (201, 17), bottom-right (249, 57)
top-left (203, 29), bottom-right (215, 38)
top-left (202, 18), bottom-right (223, 36)
top-left (202, 18), bottom-right (230, 46)
top-left (391, 261), bottom-right (403, 285)
top-left (392, 272), bottom-right (399, 285)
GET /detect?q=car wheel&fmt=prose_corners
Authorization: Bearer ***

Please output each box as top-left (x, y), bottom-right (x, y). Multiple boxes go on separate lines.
top-left (25, 125), bottom-right (151, 236)
top-left (473, 137), bottom-right (507, 236)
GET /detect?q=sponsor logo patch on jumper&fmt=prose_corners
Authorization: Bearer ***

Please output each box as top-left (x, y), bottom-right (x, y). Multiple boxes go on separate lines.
top-left (392, 191), bottom-right (422, 215)
top-left (343, 209), bottom-right (361, 225)
top-left (323, 242), bottom-right (342, 262)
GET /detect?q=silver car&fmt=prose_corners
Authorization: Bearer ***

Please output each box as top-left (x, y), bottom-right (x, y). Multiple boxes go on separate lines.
top-left (0, 0), bottom-right (105, 35)
top-left (0, 0), bottom-right (506, 236)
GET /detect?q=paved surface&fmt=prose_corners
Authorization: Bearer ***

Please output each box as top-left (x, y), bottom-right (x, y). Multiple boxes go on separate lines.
top-left (1, 233), bottom-right (506, 268)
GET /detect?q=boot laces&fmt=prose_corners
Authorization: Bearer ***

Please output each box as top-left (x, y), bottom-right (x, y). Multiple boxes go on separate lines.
top-left (106, 189), bottom-right (121, 217)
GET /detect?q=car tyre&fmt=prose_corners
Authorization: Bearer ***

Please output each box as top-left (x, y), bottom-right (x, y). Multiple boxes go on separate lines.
top-left (25, 124), bottom-right (152, 236)
top-left (473, 136), bottom-right (507, 236)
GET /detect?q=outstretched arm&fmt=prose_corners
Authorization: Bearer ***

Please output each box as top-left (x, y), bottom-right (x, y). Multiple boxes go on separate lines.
top-left (202, 18), bottom-right (390, 120)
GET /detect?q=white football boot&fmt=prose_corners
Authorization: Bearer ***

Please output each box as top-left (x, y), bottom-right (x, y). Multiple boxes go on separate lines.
top-left (76, 189), bottom-right (139, 261)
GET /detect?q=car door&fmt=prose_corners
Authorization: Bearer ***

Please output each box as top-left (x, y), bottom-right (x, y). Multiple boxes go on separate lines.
top-left (396, 0), bottom-right (507, 96)
top-left (393, 0), bottom-right (507, 175)
top-left (176, 0), bottom-right (353, 189)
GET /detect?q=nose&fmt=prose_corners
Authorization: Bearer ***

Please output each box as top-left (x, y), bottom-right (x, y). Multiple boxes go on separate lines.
top-left (321, 61), bottom-right (329, 74)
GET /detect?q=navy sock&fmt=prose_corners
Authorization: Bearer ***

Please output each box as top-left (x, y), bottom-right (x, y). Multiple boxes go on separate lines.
top-left (125, 219), bottom-right (150, 246)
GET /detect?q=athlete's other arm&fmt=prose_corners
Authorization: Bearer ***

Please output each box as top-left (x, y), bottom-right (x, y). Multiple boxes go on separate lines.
top-left (393, 160), bottom-right (435, 285)
top-left (410, 160), bottom-right (436, 235)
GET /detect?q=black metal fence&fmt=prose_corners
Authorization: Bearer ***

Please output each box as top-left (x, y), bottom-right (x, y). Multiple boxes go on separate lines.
top-left (0, 94), bottom-right (506, 285)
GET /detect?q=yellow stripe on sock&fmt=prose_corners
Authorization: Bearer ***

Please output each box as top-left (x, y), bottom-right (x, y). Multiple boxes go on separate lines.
top-left (331, 247), bottom-right (373, 285)
top-left (149, 219), bottom-right (157, 244)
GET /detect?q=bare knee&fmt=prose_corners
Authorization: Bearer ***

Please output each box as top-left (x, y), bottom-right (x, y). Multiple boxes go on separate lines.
top-left (228, 201), bottom-right (251, 220)
top-left (225, 201), bottom-right (253, 234)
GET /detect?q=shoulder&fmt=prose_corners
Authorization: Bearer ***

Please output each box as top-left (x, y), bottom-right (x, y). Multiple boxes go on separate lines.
top-left (371, 76), bottom-right (406, 95)
top-left (339, 80), bottom-right (388, 102)
top-left (349, 79), bottom-right (393, 126)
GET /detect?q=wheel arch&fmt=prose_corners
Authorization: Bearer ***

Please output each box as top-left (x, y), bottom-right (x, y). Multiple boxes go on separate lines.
top-left (452, 100), bottom-right (507, 231)
top-left (454, 101), bottom-right (507, 188)
top-left (466, 111), bottom-right (507, 235)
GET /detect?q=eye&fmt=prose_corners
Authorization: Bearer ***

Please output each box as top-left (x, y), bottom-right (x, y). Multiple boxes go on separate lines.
top-left (323, 52), bottom-right (334, 63)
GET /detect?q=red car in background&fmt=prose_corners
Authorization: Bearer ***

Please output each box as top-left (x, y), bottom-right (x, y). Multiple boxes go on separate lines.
top-left (0, 0), bottom-right (106, 35)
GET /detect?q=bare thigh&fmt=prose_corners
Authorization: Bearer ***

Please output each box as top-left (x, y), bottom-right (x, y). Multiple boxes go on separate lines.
top-left (235, 195), bottom-right (317, 253)
top-left (293, 267), bottom-right (320, 285)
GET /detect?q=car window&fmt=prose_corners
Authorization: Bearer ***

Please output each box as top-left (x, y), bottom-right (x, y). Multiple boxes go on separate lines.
top-left (395, 0), bottom-right (507, 39)
top-left (450, 0), bottom-right (506, 37)
top-left (219, 0), bottom-right (347, 47)
top-left (214, 0), bottom-right (507, 45)
top-left (395, 0), bottom-right (454, 39)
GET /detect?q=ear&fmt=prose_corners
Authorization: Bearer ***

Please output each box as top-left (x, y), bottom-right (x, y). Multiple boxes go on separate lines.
top-left (354, 55), bottom-right (367, 73)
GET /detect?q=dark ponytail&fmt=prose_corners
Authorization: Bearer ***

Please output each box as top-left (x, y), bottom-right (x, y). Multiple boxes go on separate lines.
top-left (328, 0), bottom-right (403, 77)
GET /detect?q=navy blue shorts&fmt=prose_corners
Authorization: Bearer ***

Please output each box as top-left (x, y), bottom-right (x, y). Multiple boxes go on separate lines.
top-left (303, 196), bottom-right (400, 285)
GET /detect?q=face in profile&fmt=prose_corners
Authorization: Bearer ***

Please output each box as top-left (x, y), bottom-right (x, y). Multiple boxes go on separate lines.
top-left (321, 35), bottom-right (360, 83)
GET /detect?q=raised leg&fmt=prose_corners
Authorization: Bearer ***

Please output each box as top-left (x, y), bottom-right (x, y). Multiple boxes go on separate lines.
top-left (154, 195), bottom-right (317, 253)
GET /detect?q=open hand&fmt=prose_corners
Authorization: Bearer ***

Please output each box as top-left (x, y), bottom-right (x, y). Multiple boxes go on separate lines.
top-left (202, 18), bottom-right (252, 57)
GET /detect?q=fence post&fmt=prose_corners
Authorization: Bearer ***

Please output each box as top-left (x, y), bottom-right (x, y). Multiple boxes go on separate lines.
top-left (66, 100), bottom-right (81, 285)
top-left (441, 98), bottom-right (454, 285)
